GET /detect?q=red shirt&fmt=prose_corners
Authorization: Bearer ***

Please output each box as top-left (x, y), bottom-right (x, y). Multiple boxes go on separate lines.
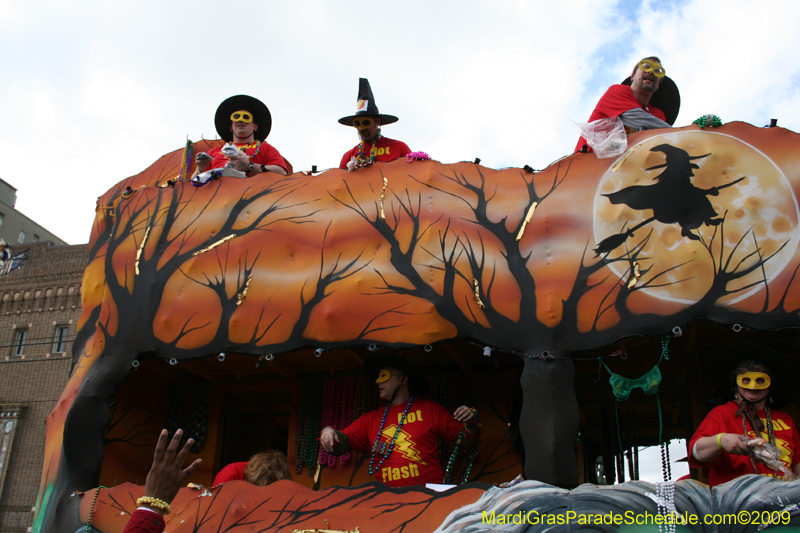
top-left (339, 137), bottom-right (411, 169)
top-left (212, 461), bottom-right (247, 485)
top-left (575, 84), bottom-right (666, 153)
top-left (208, 141), bottom-right (287, 172)
top-left (689, 401), bottom-right (800, 486)
top-left (342, 399), bottom-right (463, 487)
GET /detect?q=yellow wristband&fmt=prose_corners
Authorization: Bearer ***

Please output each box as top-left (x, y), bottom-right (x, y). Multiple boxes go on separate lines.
top-left (716, 433), bottom-right (723, 448)
top-left (137, 496), bottom-right (171, 514)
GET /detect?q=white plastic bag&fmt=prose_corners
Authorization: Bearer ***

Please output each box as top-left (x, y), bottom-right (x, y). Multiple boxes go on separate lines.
top-left (574, 116), bottom-right (628, 158)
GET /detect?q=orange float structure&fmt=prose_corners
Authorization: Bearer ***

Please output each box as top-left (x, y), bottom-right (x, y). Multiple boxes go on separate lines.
top-left (34, 123), bottom-right (800, 531)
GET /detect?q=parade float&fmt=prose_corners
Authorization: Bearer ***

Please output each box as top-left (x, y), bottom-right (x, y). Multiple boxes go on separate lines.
top-left (32, 122), bottom-right (800, 532)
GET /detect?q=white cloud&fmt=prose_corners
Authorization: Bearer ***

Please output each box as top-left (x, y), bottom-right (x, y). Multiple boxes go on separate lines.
top-left (1, 0), bottom-right (799, 243)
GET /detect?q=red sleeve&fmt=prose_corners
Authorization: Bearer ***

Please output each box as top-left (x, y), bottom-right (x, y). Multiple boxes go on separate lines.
top-left (789, 417), bottom-right (800, 467)
top-left (649, 106), bottom-right (667, 122)
top-left (123, 509), bottom-right (165, 533)
top-left (252, 143), bottom-right (287, 172)
top-left (430, 401), bottom-right (464, 442)
top-left (687, 405), bottom-right (726, 469)
top-left (207, 145), bottom-right (227, 170)
top-left (394, 140), bottom-right (411, 158)
top-left (342, 411), bottom-right (377, 452)
top-left (212, 462), bottom-right (247, 486)
top-left (340, 146), bottom-right (357, 169)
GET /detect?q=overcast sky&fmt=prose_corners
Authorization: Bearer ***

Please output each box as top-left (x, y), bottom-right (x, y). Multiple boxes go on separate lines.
top-left (2, 0), bottom-right (799, 245)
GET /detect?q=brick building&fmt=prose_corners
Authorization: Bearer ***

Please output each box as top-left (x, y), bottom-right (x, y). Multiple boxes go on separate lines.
top-left (0, 179), bottom-right (67, 247)
top-left (0, 241), bottom-right (87, 532)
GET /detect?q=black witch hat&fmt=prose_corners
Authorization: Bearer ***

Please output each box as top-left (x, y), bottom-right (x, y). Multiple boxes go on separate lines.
top-left (214, 94), bottom-right (272, 142)
top-left (338, 78), bottom-right (399, 126)
top-left (646, 144), bottom-right (709, 171)
top-left (621, 74), bottom-right (681, 126)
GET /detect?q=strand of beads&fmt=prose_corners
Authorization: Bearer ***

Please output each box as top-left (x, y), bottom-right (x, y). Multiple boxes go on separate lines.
top-left (295, 379), bottom-right (320, 475)
top-left (444, 429), bottom-right (464, 484)
top-left (656, 480), bottom-right (677, 533)
top-left (626, 449), bottom-right (634, 481)
top-left (178, 140), bottom-right (194, 181)
top-left (444, 429), bottom-right (480, 484)
top-left (295, 381), bottom-right (308, 474)
top-left (436, 374), bottom-right (448, 462)
top-left (302, 378), bottom-right (324, 476)
top-left (459, 447), bottom-right (480, 484)
top-left (318, 378), bottom-right (339, 468)
top-left (660, 440), bottom-right (672, 481)
top-left (616, 452), bottom-right (625, 482)
top-left (368, 397), bottom-right (413, 475)
top-left (338, 376), bottom-right (355, 466)
top-left (86, 486), bottom-right (108, 533)
top-left (692, 114), bottom-right (723, 128)
top-left (460, 409), bottom-right (481, 483)
top-left (167, 380), bottom-right (184, 441)
top-left (237, 140), bottom-right (261, 157)
top-left (354, 375), bottom-right (371, 419)
top-left (354, 131), bottom-right (382, 169)
top-left (405, 151), bottom-right (431, 163)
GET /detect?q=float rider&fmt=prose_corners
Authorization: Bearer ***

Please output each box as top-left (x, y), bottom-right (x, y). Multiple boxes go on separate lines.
top-left (193, 94), bottom-right (288, 178)
top-left (320, 353), bottom-right (479, 487)
top-left (338, 78), bottom-right (411, 170)
top-left (689, 344), bottom-right (800, 486)
top-left (575, 57), bottom-right (680, 153)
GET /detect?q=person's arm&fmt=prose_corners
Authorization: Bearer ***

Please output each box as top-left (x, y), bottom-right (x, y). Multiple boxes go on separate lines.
top-left (250, 144), bottom-right (289, 175)
top-left (453, 406), bottom-right (480, 438)
top-left (222, 153), bottom-right (288, 176)
top-left (191, 152), bottom-right (213, 178)
top-left (319, 426), bottom-right (351, 455)
top-left (249, 162), bottom-right (288, 175)
top-left (123, 429), bottom-right (201, 533)
top-left (619, 108), bottom-right (671, 131)
top-left (692, 432), bottom-right (750, 463)
top-left (397, 141), bottom-right (412, 159)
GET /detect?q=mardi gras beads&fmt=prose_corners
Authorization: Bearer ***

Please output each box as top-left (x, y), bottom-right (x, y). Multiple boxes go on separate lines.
top-left (368, 397), bottom-right (413, 475)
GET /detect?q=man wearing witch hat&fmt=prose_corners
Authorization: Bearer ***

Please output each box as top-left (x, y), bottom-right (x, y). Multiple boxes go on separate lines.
top-left (194, 94), bottom-right (288, 177)
top-left (575, 57), bottom-right (680, 153)
top-left (320, 352), bottom-right (479, 487)
top-left (339, 78), bottom-right (411, 170)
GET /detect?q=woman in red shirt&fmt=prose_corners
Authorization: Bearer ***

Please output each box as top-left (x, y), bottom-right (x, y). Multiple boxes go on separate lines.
top-left (689, 344), bottom-right (800, 486)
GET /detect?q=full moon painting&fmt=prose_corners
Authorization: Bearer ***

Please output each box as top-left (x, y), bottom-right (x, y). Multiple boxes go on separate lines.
top-left (593, 131), bottom-right (800, 305)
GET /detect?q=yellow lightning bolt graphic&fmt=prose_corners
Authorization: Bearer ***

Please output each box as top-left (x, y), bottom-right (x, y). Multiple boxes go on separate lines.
top-left (381, 424), bottom-right (426, 465)
top-left (773, 436), bottom-right (793, 471)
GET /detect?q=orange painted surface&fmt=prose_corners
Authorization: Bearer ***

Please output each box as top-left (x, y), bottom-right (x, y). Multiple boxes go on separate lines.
top-left (78, 480), bottom-right (486, 533)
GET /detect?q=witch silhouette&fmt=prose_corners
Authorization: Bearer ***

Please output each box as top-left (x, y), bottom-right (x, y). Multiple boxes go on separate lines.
top-left (595, 144), bottom-right (744, 256)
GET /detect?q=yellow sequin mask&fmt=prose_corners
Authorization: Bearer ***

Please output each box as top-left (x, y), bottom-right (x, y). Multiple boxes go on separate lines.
top-left (353, 117), bottom-right (375, 131)
top-left (376, 368), bottom-right (392, 384)
top-left (737, 372), bottom-right (771, 390)
top-left (638, 60), bottom-right (666, 78)
top-left (230, 110), bottom-right (253, 123)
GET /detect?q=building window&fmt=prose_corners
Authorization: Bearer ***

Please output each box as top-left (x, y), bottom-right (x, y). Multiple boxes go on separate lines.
top-left (0, 215), bottom-right (4, 231)
top-left (53, 326), bottom-right (69, 353)
top-left (34, 234), bottom-right (40, 241)
top-left (12, 329), bottom-right (27, 356)
top-left (17, 231), bottom-right (25, 244)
